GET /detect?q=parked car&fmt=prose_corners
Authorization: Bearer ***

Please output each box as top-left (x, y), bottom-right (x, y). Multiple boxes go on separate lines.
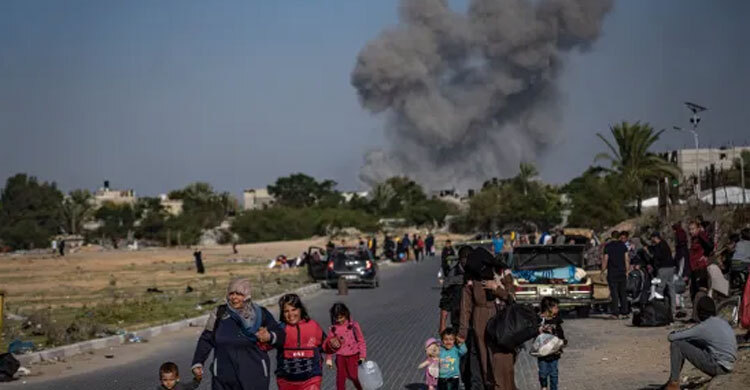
top-left (512, 245), bottom-right (600, 318)
top-left (326, 247), bottom-right (379, 288)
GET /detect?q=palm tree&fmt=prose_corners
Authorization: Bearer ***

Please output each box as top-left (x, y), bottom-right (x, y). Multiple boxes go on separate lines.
top-left (371, 182), bottom-right (396, 215)
top-left (60, 189), bottom-right (94, 235)
top-left (595, 121), bottom-right (681, 214)
top-left (516, 162), bottom-right (539, 195)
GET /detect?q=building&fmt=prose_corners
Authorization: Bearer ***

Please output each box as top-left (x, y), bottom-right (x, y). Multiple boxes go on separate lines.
top-left (666, 146), bottom-right (750, 181)
top-left (159, 194), bottom-right (183, 216)
top-left (243, 188), bottom-right (274, 210)
top-left (94, 181), bottom-right (136, 207)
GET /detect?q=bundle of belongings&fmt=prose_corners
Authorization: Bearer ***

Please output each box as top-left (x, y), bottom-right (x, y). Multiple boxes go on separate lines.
top-left (512, 265), bottom-right (587, 284)
top-left (627, 268), bottom-right (672, 327)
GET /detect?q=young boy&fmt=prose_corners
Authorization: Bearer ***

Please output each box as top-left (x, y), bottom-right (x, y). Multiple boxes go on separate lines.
top-left (538, 297), bottom-right (567, 390)
top-left (158, 362), bottom-right (199, 390)
top-left (438, 327), bottom-right (467, 390)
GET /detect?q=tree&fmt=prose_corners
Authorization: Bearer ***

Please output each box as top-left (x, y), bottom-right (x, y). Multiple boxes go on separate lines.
top-left (267, 173), bottom-right (340, 208)
top-left (564, 168), bottom-right (632, 232)
top-left (0, 174), bottom-right (64, 249)
top-left (595, 121), bottom-right (681, 214)
top-left (404, 198), bottom-right (458, 227)
top-left (516, 162), bottom-right (539, 195)
top-left (60, 189), bottom-right (94, 235)
top-left (370, 182), bottom-right (396, 215)
top-left (95, 202), bottom-right (135, 248)
top-left (466, 164), bottom-right (561, 232)
top-left (169, 182), bottom-right (231, 230)
top-left (134, 197), bottom-right (168, 241)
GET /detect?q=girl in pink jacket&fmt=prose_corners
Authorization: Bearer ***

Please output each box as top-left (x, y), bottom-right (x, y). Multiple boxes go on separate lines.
top-left (326, 303), bottom-right (367, 390)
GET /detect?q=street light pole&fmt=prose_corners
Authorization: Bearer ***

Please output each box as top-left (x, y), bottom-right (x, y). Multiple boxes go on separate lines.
top-left (673, 126), bottom-right (701, 196)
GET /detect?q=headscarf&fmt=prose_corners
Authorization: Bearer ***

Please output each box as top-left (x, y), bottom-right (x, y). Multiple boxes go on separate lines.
top-left (226, 278), bottom-right (256, 328)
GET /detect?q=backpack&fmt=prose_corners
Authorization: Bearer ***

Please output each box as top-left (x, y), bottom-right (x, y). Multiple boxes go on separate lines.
top-left (0, 353), bottom-right (20, 382)
top-left (633, 299), bottom-right (672, 327)
top-left (626, 269), bottom-right (649, 305)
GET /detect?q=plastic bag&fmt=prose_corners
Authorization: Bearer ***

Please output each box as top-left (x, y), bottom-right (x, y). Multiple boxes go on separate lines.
top-left (358, 360), bottom-right (384, 390)
top-left (487, 303), bottom-right (540, 350)
top-left (529, 333), bottom-right (564, 357)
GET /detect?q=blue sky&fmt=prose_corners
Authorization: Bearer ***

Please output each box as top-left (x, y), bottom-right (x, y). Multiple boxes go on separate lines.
top-left (1, 0), bottom-right (748, 197)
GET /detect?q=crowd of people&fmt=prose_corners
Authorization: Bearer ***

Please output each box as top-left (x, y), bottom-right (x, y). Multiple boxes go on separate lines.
top-left (151, 222), bottom-right (749, 390)
top-left (380, 232), bottom-right (436, 262)
top-left (599, 218), bottom-right (748, 389)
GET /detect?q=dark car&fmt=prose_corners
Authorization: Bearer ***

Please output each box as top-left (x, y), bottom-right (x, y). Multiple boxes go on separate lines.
top-left (326, 247), bottom-right (379, 288)
top-left (304, 246), bottom-right (328, 280)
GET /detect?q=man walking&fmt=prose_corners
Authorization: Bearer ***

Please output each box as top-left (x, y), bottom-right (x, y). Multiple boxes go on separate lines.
top-left (602, 231), bottom-right (630, 319)
top-left (650, 232), bottom-right (676, 317)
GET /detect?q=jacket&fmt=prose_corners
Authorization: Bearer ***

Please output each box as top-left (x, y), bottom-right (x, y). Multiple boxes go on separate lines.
top-left (276, 319), bottom-right (337, 382)
top-left (191, 305), bottom-right (284, 390)
top-left (651, 240), bottom-right (675, 269)
top-left (689, 231), bottom-right (712, 271)
top-left (668, 317), bottom-right (737, 371)
top-left (328, 320), bottom-right (367, 358)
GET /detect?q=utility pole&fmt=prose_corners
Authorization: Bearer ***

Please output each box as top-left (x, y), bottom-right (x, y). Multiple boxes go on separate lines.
top-left (673, 126), bottom-right (701, 196)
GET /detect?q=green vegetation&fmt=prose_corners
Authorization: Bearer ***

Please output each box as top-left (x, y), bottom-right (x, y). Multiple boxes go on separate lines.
top-left (460, 163), bottom-right (562, 233)
top-left (0, 120), bottom-right (697, 249)
top-left (0, 174), bottom-right (63, 250)
top-left (1, 268), bottom-right (310, 351)
top-left (595, 121), bottom-right (681, 214)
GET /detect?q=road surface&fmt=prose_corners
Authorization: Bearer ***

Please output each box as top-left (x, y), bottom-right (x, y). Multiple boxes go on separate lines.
top-left (8, 257), bottom-right (672, 389)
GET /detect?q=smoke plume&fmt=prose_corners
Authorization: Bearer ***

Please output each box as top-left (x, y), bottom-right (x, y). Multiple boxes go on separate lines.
top-left (352, 0), bottom-right (612, 190)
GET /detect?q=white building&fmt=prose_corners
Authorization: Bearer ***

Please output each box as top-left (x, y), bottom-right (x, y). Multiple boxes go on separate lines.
top-left (243, 188), bottom-right (274, 210)
top-left (667, 146), bottom-right (750, 181)
top-left (94, 181), bottom-right (136, 207)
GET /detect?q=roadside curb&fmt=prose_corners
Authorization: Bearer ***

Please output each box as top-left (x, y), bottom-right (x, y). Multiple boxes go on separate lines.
top-left (14, 283), bottom-right (323, 366)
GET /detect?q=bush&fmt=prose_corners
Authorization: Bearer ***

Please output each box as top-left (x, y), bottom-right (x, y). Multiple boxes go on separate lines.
top-left (231, 207), bottom-right (379, 243)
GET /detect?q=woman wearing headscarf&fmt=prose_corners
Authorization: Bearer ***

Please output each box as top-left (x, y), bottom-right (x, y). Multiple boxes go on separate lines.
top-left (191, 278), bottom-right (284, 390)
top-left (458, 248), bottom-right (516, 390)
top-left (275, 293), bottom-right (340, 390)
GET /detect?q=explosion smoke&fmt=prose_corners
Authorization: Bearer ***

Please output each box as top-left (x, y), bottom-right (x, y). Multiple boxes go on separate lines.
top-left (352, 0), bottom-right (612, 189)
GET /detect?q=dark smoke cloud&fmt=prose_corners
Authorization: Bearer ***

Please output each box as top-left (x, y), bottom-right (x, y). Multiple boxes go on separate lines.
top-left (352, 0), bottom-right (612, 190)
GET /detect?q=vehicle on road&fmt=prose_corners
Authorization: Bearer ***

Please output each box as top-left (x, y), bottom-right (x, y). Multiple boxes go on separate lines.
top-left (326, 247), bottom-right (379, 289)
top-left (512, 244), bottom-right (600, 318)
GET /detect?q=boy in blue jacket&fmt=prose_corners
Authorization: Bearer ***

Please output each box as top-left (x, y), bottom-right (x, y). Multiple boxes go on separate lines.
top-left (438, 327), bottom-right (467, 390)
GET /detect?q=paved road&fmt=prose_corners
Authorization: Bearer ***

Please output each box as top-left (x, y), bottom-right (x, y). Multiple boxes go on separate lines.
top-left (8, 257), bottom-right (669, 389)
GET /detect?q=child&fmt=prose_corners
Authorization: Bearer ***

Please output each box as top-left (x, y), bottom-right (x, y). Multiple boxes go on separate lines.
top-left (438, 328), bottom-right (467, 390)
top-left (537, 297), bottom-right (567, 390)
top-left (326, 303), bottom-right (367, 390)
top-left (157, 362), bottom-right (199, 390)
top-left (418, 338), bottom-right (440, 390)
